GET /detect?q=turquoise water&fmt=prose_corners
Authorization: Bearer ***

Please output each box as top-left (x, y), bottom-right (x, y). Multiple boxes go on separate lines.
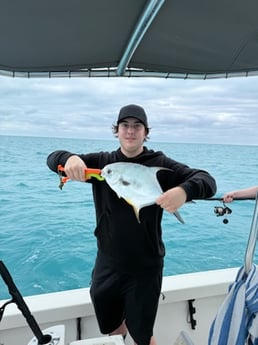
top-left (0, 135), bottom-right (258, 299)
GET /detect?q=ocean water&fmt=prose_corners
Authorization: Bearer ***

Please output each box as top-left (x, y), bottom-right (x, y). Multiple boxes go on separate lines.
top-left (0, 135), bottom-right (258, 299)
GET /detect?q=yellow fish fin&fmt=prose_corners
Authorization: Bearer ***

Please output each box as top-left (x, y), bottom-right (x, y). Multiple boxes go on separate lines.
top-left (125, 198), bottom-right (141, 223)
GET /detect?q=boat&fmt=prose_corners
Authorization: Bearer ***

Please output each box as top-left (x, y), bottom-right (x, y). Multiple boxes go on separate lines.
top-left (1, 1), bottom-right (258, 344)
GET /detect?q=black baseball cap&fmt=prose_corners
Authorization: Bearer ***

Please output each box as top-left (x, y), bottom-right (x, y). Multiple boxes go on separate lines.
top-left (117, 104), bottom-right (148, 128)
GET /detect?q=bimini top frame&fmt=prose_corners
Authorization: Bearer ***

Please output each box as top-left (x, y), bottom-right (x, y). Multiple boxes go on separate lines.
top-left (1, 0), bottom-right (258, 79)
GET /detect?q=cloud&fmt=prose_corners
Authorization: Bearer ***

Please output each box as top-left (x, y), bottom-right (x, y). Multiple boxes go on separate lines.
top-left (0, 76), bottom-right (258, 145)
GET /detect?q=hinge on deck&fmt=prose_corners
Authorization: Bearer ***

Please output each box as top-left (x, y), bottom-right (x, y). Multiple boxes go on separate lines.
top-left (187, 299), bottom-right (196, 330)
top-left (77, 317), bottom-right (82, 340)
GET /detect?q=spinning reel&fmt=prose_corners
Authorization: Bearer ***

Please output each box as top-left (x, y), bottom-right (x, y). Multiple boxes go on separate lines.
top-left (214, 203), bottom-right (232, 224)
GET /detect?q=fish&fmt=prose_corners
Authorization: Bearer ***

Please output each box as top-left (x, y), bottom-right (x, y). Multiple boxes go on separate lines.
top-left (101, 162), bottom-right (184, 224)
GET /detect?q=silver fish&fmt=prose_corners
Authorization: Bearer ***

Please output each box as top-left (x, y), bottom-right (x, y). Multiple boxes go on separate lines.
top-left (101, 162), bottom-right (184, 224)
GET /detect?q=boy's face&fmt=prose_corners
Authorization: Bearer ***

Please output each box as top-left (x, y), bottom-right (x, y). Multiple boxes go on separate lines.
top-left (117, 117), bottom-right (146, 157)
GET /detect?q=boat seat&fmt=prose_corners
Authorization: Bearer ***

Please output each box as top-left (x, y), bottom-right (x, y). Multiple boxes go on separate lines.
top-left (70, 334), bottom-right (124, 345)
top-left (173, 331), bottom-right (195, 345)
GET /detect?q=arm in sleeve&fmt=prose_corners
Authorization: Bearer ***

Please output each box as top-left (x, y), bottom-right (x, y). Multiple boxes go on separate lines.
top-left (47, 150), bottom-right (75, 173)
top-left (178, 168), bottom-right (217, 201)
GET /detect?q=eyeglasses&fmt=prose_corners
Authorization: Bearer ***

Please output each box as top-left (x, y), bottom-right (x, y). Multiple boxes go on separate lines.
top-left (119, 122), bottom-right (144, 131)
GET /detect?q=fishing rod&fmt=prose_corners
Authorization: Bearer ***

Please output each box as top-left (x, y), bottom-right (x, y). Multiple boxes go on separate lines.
top-left (205, 197), bottom-right (256, 201)
top-left (57, 164), bottom-right (256, 203)
top-left (0, 260), bottom-right (62, 345)
top-left (57, 164), bottom-right (255, 224)
top-left (204, 197), bottom-right (255, 224)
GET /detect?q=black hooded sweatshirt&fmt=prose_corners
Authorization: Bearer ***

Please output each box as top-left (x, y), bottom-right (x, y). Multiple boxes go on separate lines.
top-left (47, 147), bottom-right (216, 274)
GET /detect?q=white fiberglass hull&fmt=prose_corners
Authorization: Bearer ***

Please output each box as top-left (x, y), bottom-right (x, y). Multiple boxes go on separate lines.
top-left (0, 267), bottom-right (238, 345)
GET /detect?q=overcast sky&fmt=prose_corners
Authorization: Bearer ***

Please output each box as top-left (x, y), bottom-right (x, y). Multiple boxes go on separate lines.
top-left (0, 75), bottom-right (258, 145)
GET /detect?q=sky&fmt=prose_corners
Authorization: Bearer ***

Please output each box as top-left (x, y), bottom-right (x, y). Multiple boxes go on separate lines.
top-left (0, 75), bottom-right (258, 145)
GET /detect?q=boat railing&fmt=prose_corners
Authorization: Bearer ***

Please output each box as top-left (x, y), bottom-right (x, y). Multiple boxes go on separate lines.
top-left (244, 193), bottom-right (258, 275)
